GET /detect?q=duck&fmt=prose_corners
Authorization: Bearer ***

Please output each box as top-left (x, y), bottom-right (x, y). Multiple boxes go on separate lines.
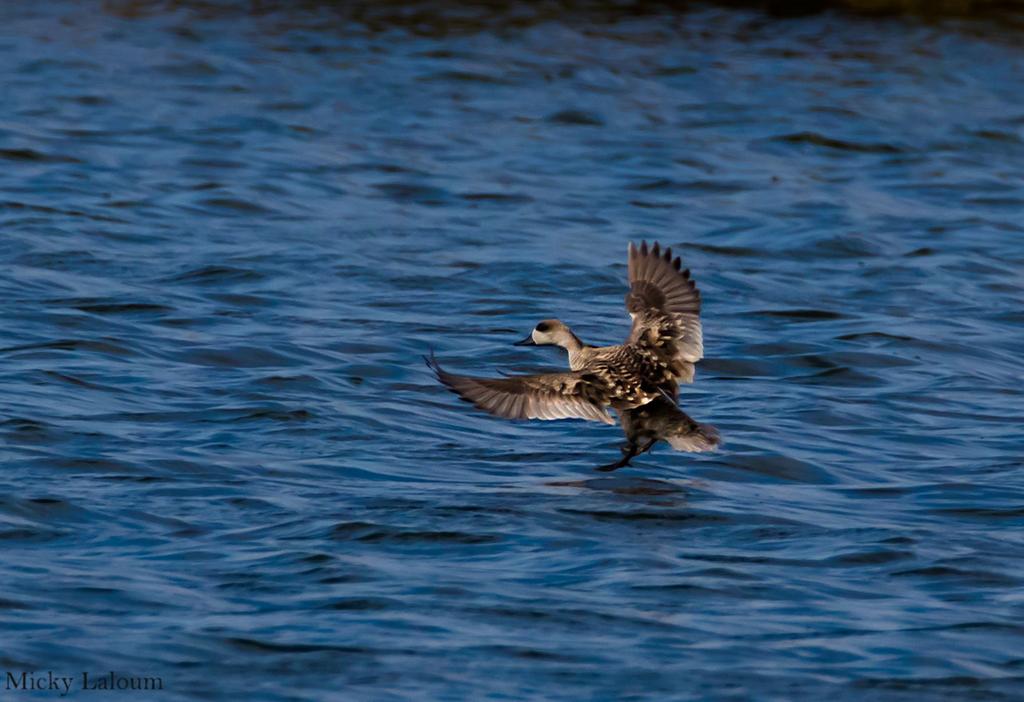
top-left (427, 241), bottom-right (720, 470)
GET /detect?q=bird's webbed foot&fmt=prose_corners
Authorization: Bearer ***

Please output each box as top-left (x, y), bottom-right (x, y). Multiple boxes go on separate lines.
top-left (598, 437), bottom-right (659, 471)
top-left (597, 442), bottom-right (640, 472)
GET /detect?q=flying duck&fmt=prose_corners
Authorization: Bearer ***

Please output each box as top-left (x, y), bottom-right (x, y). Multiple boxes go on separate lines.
top-left (427, 241), bottom-right (719, 470)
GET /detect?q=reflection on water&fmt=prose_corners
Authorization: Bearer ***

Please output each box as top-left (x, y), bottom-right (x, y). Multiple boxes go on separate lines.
top-left (2, 1), bottom-right (1023, 700)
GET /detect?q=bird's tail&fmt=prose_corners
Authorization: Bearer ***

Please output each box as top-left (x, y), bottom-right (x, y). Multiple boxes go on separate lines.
top-left (624, 396), bottom-right (721, 453)
top-left (665, 421), bottom-right (721, 452)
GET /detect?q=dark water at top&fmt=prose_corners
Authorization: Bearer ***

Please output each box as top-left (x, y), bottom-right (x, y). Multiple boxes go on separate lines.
top-left (2, 2), bottom-right (1023, 700)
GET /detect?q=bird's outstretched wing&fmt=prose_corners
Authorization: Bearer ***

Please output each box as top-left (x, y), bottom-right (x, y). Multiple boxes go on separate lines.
top-left (625, 241), bottom-right (703, 365)
top-left (426, 354), bottom-right (614, 425)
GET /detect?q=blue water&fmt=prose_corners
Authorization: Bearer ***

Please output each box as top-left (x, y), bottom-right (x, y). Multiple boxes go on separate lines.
top-left (2, 3), bottom-right (1024, 700)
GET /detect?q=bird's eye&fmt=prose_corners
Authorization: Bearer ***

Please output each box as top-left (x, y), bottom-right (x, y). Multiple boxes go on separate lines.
top-left (536, 322), bottom-right (550, 332)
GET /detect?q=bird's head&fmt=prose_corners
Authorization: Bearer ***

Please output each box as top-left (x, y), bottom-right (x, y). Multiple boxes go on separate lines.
top-left (514, 319), bottom-right (579, 349)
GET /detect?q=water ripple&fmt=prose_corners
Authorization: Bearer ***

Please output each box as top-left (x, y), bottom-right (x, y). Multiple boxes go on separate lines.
top-left (1, 3), bottom-right (1022, 701)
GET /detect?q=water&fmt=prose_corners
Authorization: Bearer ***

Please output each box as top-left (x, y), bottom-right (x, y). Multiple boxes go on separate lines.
top-left (2, 3), bottom-right (1023, 700)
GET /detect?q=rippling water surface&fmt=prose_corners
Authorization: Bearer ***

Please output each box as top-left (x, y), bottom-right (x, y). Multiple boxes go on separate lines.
top-left (2, 2), bottom-right (1023, 700)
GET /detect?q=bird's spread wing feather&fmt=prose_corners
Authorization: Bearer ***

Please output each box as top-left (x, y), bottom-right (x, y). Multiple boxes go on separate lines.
top-left (625, 241), bottom-right (703, 365)
top-left (427, 355), bottom-right (615, 425)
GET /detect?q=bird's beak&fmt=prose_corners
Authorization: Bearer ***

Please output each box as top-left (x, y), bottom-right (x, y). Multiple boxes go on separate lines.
top-left (513, 334), bottom-right (536, 346)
